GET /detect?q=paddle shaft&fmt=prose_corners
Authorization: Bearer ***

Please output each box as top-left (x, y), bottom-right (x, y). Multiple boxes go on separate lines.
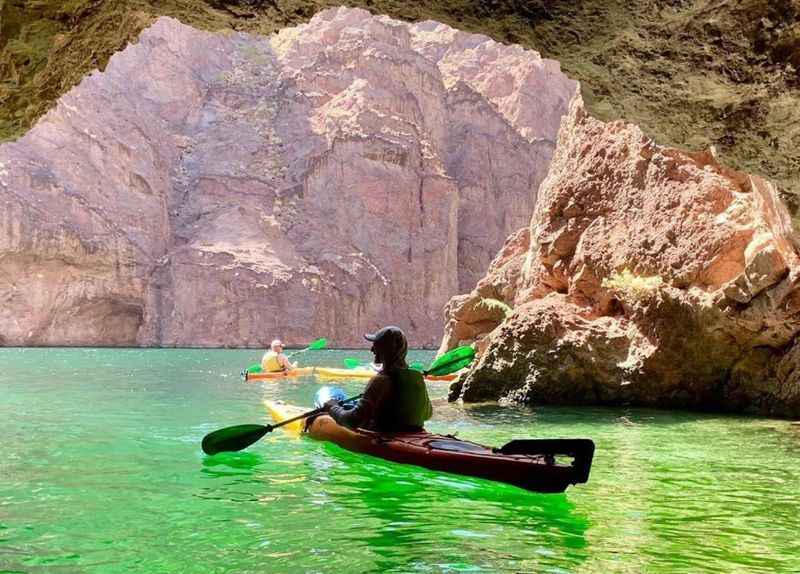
top-left (269, 393), bottom-right (363, 431)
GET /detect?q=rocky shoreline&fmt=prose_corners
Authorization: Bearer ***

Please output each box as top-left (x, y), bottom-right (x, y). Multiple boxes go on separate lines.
top-left (443, 94), bottom-right (800, 418)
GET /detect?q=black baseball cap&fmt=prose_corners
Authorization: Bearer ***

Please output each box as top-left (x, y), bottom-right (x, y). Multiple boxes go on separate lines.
top-left (364, 325), bottom-right (405, 343)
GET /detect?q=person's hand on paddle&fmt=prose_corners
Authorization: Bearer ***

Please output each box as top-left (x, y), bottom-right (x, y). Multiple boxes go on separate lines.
top-left (321, 398), bottom-right (340, 412)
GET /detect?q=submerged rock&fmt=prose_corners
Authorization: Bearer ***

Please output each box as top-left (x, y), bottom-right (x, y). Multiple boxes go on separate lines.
top-left (446, 94), bottom-right (800, 417)
top-left (0, 7), bottom-right (575, 347)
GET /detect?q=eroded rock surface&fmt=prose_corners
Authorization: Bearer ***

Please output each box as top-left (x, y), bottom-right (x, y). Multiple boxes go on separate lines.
top-left (446, 94), bottom-right (800, 417)
top-left (0, 7), bottom-right (575, 347)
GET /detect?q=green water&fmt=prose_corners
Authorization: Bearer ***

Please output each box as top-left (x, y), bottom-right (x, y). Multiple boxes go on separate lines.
top-left (2, 349), bottom-right (799, 573)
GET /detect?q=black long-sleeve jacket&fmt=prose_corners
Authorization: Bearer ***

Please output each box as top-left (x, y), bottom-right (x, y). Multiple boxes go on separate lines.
top-left (329, 369), bottom-right (432, 432)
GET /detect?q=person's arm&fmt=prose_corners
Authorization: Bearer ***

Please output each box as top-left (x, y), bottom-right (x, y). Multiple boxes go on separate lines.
top-left (326, 375), bottom-right (389, 430)
top-left (278, 353), bottom-right (294, 371)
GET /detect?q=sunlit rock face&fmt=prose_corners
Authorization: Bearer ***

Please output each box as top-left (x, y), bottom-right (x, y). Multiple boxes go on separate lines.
top-left (0, 7), bottom-right (576, 347)
top-left (445, 95), bottom-right (800, 417)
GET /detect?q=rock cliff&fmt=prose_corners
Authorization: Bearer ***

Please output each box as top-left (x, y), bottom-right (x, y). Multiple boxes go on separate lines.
top-left (4, 1), bottom-right (799, 219)
top-left (445, 94), bottom-right (800, 417)
top-left (0, 8), bottom-right (575, 347)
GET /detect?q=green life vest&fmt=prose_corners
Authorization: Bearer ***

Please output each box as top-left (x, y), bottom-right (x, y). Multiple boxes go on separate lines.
top-left (375, 368), bottom-right (433, 431)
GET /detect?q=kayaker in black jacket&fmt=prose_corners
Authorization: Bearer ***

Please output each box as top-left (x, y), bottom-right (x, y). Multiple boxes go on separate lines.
top-left (322, 326), bottom-right (432, 432)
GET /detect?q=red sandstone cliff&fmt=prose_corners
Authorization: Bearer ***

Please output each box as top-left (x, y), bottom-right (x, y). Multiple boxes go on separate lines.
top-left (444, 94), bottom-right (800, 417)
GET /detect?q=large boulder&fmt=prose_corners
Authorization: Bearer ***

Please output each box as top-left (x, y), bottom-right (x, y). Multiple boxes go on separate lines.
top-left (0, 8), bottom-right (576, 347)
top-left (446, 94), bottom-right (800, 417)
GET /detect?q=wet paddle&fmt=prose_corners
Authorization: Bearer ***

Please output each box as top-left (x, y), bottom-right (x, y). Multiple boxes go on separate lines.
top-left (204, 345), bottom-right (475, 455)
top-left (201, 394), bottom-right (363, 455)
top-left (424, 345), bottom-right (474, 375)
top-left (287, 337), bottom-right (328, 359)
top-left (343, 357), bottom-right (362, 369)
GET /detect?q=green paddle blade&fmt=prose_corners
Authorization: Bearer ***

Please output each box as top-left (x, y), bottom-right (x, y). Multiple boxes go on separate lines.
top-left (343, 358), bottom-right (362, 369)
top-left (246, 363), bottom-right (262, 374)
top-left (202, 424), bottom-right (271, 455)
top-left (287, 337), bottom-right (329, 359)
top-left (409, 361), bottom-right (425, 371)
top-left (425, 345), bottom-right (475, 376)
top-left (308, 338), bottom-right (327, 350)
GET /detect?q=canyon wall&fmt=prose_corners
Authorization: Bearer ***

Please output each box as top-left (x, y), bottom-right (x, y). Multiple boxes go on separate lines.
top-left (444, 94), bottom-right (800, 417)
top-left (0, 8), bottom-right (576, 347)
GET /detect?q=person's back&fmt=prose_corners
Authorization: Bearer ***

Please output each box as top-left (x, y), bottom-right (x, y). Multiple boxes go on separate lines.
top-left (261, 339), bottom-right (293, 372)
top-left (372, 368), bottom-right (432, 431)
top-left (261, 350), bottom-right (283, 372)
top-left (324, 326), bottom-right (432, 432)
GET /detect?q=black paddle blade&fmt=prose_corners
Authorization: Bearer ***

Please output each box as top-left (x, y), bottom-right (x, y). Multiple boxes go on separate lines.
top-left (201, 424), bottom-right (272, 455)
top-left (425, 345), bottom-right (476, 376)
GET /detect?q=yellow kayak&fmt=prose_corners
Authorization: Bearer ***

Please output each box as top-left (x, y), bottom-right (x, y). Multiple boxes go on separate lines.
top-left (264, 400), bottom-right (307, 435)
top-left (315, 367), bottom-right (458, 382)
top-left (244, 367), bottom-right (374, 381)
top-left (246, 366), bottom-right (458, 382)
top-left (314, 366), bottom-right (376, 379)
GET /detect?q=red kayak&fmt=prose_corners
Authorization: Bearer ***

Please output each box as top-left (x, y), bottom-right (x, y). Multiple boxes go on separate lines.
top-left (266, 401), bottom-right (594, 493)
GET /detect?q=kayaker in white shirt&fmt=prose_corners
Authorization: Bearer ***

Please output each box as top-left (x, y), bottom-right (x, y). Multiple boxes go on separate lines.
top-left (261, 339), bottom-right (296, 373)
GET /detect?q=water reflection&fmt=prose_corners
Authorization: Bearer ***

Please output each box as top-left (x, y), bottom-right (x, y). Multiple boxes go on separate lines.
top-left (201, 451), bottom-right (265, 476)
top-left (316, 443), bottom-right (591, 572)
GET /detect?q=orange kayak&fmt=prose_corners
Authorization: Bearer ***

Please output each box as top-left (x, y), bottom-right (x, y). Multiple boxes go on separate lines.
top-left (245, 367), bottom-right (316, 381)
top-left (265, 400), bottom-right (594, 493)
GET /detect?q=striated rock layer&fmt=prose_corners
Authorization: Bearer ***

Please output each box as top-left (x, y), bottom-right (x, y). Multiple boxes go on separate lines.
top-left (445, 94), bottom-right (800, 417)
top-left (0, 7), bottom-right (575, 347)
